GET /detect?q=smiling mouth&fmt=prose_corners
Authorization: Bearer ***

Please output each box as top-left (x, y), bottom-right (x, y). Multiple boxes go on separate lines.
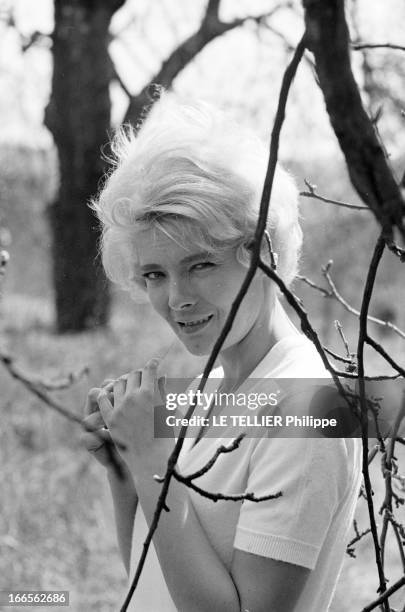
top-left (177, 315), bottom-right (213, 333)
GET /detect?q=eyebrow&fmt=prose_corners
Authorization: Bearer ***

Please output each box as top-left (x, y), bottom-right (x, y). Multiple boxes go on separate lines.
top-left (138, 251), bottom-right (214, 272)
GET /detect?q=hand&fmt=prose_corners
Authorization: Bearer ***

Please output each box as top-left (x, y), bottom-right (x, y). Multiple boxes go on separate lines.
top-left (81, 380), bottom-right (127, 471)
top-left (97, 359), bottom-right (173, 475)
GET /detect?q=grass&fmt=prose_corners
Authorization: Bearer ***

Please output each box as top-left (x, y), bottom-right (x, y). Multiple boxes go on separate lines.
top-left (1, 146), bottom-right (405, 610)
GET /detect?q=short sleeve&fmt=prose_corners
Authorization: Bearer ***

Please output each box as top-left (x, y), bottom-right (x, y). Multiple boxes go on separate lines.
top-left (233, 436), bottom-right (349, 569)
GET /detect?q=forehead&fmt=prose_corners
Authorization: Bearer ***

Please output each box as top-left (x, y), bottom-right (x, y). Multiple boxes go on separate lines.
top-left (135, 226), bottom-right (212, 266)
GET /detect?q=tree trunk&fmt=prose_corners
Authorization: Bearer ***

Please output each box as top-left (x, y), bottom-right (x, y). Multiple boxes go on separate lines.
top-left (45, 0), bottom-right (124, 332)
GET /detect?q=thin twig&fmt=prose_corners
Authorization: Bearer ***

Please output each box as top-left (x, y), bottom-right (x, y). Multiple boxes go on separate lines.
top-left (172, 434), bottom-right (246, 482)
top-left (379, 394), bottom-right (405, 570)
top-left (353, 43), bottom-right (405, 52)
top-left (361, 576), bottom-right (405, 612)
top-left (324, 261), bottom-right (405, 340)
top-left (172, 470), bottom-right (283, 504)
top-left (323, 346), bottom-right (355, 365)
top-left (300, 179), bottom-right (369, 210)
top-left (356, 233), bottom-right (389, 605)
top-left (258, 259), bottom-right (349, 398)
top-left (297, 261), bottom-right (405, 340)
top-left (31, 366), bottom-right (90, 391)
top-left (385, 239), bottom-right (405, 262)
top-left (335, 319), bottom-right (352, 359)
top-left (0, 351), bottom-right (125, 479)
top-left (346, 519), bottom-right (372, 558)
top-left (297, 273), bottom-right (330, 297)
top-left (366, 336), bottom-right (405, 378)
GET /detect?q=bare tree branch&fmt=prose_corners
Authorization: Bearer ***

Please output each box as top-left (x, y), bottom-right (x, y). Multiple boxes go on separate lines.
top-left (346, 519), bottom-right (372, 558)
top-left (361, 575), bottom-right (405, 612)
top-left (0, 351), bottom-right (125, 478)
top-left (30, 365), bottom-right (90, 391)
top-left (379, 394), bottom-right (405, 571)
top-left (1, 351), bottom-right (84, 423)
top-left (205, 0), bottom-right (221, 19)
top-left (366, 336), bottom-right (405, 378)
top-left (300, 181), bottom-right (405, 260)
top-left (323, 346), bottom-right (355, 366)
top-left (297, 260), bottom-right (405, 340)
top-left (108, 54), bottom-right (132, 99)
top-left (171, 434), bottom-right (246, 482)
top-left (303, 0), bottom-right (405, 242)
top-left (0, 5), bottom-right (50, 52)
top-left (356, 233), bottom-right (389, 605)
top-left (123, 2), bottom-right (288, 125)
top-left (262, 21), bottom-right (316, 71)
top-left (172, 469), bottom-right (283, 503)
top-left (353, 43), bottom-right (405, 52)
top-left (300, 179), bottom-right (369, 210)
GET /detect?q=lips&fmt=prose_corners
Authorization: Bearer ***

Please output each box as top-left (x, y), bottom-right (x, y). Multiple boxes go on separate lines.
top-left (177, 315), bottom-right (213, 327)
top-left (176, 314), bottom-right (213, 334)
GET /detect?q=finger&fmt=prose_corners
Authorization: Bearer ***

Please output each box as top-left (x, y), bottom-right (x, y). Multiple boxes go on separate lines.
top-left (140, 359), bottom-right (160, 393)
top-left (82, 411), bottom-right (106, 431)
top-left (101, 378), bottom-right (115, 388)
top-left (126, 369), bottom-right (142, 394)
top-left (81, 429), bottom-right (110, 452)
top-left (113, 377), bottom-right (127, 405)
top-left (97, 389), bottom-right (114, 426)
top-left (103, 373), bottom-right (129, 393)
top-left (84, 387), bottom-right (102, 417)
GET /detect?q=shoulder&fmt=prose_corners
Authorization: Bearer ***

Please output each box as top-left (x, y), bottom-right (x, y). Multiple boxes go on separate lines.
top-left (259, 334), bottom-right (331, 379)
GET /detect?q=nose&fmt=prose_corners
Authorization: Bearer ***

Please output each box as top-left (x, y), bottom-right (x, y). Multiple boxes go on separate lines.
top-left (168, 276), bottom-right (196, 310)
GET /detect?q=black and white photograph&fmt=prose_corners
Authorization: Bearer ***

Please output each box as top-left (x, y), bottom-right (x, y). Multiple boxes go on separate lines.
top-left (1, 1), bottom-right (405, 610)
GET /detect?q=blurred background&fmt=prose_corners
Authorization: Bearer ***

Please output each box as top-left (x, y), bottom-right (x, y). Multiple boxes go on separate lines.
top-left (0, 0), bottom-right (404, 609)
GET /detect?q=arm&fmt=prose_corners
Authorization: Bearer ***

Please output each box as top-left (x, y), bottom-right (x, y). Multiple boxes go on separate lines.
top-left (107, 463), bottom-right (138, 576)
top-left (231, 550), bottom-right (310, 612)
top-left (133, 464), bottom-right (241, 611)
top-left (82, 386), bottom-right (138, 576)
top-left (133, 460), bottom-right (309, 612)
top-left (97, 362), bottom-right (311, 611)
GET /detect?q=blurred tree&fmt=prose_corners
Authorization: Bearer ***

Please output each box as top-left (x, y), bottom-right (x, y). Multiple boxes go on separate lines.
top-left (44, 0), bottom-right (281, 332)
top-left (45, 0), bottom-right (125, 332)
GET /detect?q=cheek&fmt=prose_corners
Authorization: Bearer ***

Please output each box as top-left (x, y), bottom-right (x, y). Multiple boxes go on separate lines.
top-left (146, 287), bottom-right (167, 316)
top-left (240, 279), bottom-right (265, 316)
top-left (219, 272), bottom-right (263, 311)
top-left (210, 273), bottom-right (247, 305)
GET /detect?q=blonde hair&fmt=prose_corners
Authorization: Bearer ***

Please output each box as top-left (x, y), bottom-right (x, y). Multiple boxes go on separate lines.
top-left (91, 93), bottom-right (302, 301)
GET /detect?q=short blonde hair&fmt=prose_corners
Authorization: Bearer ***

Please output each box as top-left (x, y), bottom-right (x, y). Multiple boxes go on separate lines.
top-left (91, 93), bottom-right (302, 301)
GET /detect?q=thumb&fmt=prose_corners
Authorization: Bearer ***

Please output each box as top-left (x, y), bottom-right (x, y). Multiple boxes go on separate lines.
top-left (97, 388), bottom-right (114, 427)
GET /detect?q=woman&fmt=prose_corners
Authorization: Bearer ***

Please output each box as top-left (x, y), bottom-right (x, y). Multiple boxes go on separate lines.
top-left (82, 95), bottom-right (362, 611)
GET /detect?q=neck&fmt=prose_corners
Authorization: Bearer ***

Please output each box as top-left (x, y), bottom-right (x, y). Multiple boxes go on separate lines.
top-left (218, 297), bottom-right (299, 387)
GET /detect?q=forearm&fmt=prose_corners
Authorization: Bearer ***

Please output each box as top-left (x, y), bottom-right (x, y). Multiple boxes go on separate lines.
top-left (133, 465), bottom-right (240, 612)
top-left (107, 465), bottom-right (138, 576)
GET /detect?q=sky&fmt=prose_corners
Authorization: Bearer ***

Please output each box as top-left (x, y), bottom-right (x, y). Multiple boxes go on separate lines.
top-left (0, 0), bottom-right (404, 161)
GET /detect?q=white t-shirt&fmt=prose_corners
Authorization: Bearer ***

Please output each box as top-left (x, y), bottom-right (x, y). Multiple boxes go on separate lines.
top-left (125, 334), bottom-right (362, 611)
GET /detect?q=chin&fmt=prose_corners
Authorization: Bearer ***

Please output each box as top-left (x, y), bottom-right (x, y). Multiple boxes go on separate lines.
top-left (180, 339), bottom-right (213, 357)
top-left (184, 344), bottom-right (212, 357)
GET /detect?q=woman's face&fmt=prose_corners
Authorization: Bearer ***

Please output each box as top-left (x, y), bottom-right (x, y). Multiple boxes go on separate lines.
top-left (134, 226), bottom-right (269, 356)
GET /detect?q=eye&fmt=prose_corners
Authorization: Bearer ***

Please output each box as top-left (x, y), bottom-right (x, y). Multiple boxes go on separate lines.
top-left (142, 271), bottom-right (164, 281)
top-left (192, 262), bottom-right (216, 272)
